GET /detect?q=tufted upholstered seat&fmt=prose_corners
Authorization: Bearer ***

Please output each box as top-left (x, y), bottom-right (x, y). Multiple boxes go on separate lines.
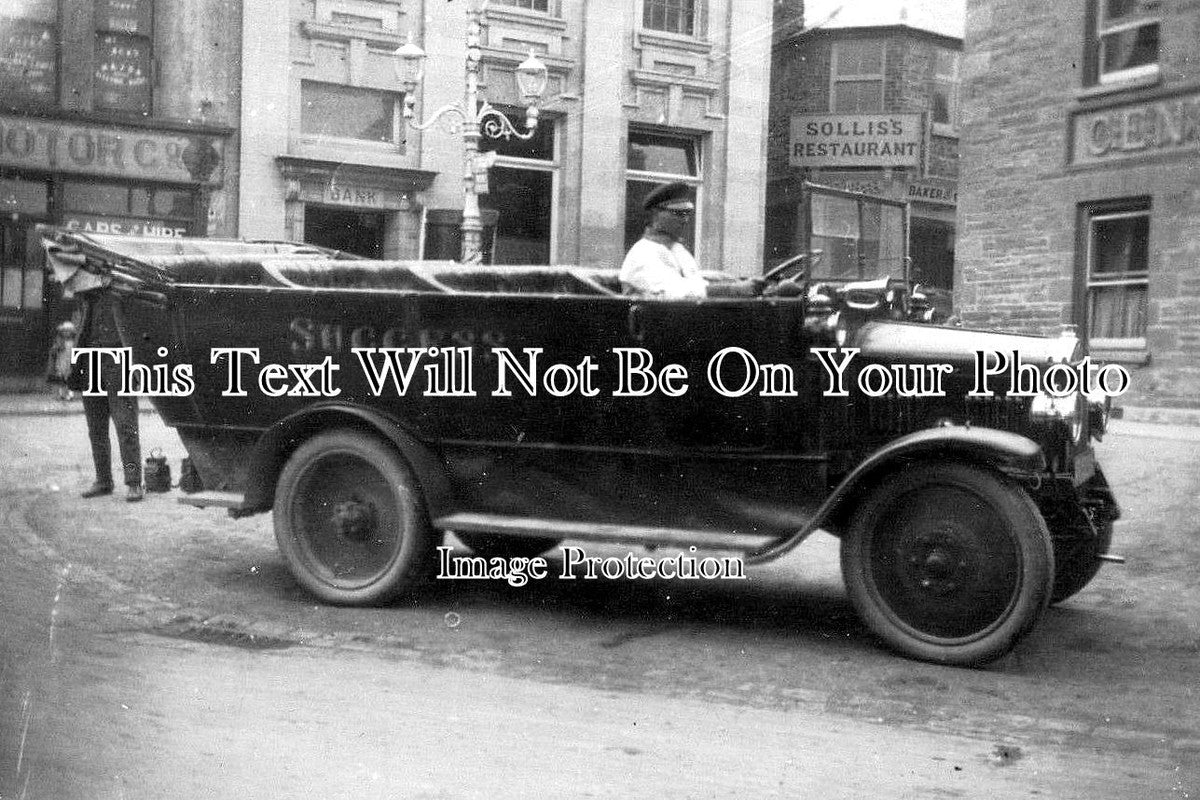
top-left (133, 251), bottom-right (624, 296)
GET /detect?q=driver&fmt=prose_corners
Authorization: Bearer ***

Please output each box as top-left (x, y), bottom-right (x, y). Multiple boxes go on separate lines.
top-left (620, 182), bottom-right (762, 298)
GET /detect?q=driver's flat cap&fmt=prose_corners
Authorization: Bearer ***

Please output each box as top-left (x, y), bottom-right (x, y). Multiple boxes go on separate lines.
top-left (643, 181), bottom-right (695, 211)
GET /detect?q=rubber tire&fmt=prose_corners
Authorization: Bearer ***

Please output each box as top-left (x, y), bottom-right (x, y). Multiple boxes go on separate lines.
top-left (454, 532), bottom-right (563, 560)
top-left (273, 429), bottom-right (437, 605)
top-left (841, 462), bottom-right (1054, 667)
top-left (1050, 518), bottom-right (1113, 604)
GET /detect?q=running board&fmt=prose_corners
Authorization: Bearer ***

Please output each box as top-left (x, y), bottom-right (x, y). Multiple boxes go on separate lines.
top-left (433, 512), bottom-right (777, 553)
top-left (178, 491), bottom-right (245, 510)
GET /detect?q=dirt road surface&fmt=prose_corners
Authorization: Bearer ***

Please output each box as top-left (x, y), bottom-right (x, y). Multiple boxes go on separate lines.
top-left (1, 409), bottom-right (1197, 798)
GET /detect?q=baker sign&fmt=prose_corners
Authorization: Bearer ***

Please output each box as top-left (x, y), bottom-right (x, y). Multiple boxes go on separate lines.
top-left (0, 113), bottom-right (223, 185)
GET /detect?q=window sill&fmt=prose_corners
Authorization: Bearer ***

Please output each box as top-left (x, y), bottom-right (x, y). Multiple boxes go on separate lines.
top-left (485, 5), bottom-right (567, 32)
top-left (294, 138), bottom-right (408, 163)
top-left (1077, 71), bottom-right (1161, 102)
top-left (300, 20), bottom-right (405, 48)
top-left (634, 28), bottom-right (712, 55)
top-left (1090, 339), bottom-right (1150, 366)
top-left (931, 123), bottom-right (959, 139)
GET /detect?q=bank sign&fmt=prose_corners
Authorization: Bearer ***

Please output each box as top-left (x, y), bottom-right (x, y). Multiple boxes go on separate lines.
top-left (790, 113), bottom-right (924, 168)
top-left (0, 114), bottom-right (224, 185)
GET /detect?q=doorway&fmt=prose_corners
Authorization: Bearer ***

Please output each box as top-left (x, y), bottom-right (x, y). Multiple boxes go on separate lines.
top-left (909, 217), bottom-right (955, 290)
top-left (303, 205), bottom-right (386, 258)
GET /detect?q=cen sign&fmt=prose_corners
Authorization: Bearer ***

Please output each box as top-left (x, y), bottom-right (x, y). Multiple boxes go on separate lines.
top-left (790, 114), bottom-right (924, 168)
top-left (1071, 89), bottom-right (1200, 166)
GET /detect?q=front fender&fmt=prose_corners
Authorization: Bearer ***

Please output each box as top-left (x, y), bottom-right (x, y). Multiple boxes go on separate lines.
top-left (240, 402), bottom-right (453, 519)
top-left (747, 425), bottom-right (1045, 565)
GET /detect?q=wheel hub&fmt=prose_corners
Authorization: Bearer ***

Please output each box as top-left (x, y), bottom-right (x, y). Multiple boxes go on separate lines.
top-left (902, 526), bottom-right (973, 597)
top-left (331, 497), bottom-right (378, 542)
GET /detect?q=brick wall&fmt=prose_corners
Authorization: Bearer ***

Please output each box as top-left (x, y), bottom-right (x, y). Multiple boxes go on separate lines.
top-left (958, 0), bottom-right (1200, 406)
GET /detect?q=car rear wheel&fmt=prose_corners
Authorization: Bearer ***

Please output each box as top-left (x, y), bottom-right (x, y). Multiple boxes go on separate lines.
top-left (454, 532), bottom-right (563, 560)
top-left (841, 462), bottom-right (1054, 667)
top-left (273, 430), bottom-right (437, 605)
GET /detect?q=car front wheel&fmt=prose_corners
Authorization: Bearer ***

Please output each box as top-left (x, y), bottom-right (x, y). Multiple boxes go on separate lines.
top-left (841, 462), bottom-right (1054, 667)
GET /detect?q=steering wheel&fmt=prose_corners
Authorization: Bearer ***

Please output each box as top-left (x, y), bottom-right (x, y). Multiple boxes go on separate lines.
top-left (763, 251), bottom-right (811, 284)
top-left (760, 250), bottom-right (824, 296)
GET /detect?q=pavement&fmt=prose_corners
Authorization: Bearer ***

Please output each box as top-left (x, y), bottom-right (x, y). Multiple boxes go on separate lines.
top-left (0, 393), bottom-right (160, 416)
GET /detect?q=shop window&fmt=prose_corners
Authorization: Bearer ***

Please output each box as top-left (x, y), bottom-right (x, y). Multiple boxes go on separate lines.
top-left (0, 0), bottom-right (58, 107)
top-left (301, 81), bottom-right (404, 146)
top-left (1085, 0), bottom-right (1160, 86)
top-left (624, 130), bottom-right (700, 252)
top-left (643, 0), bottom-right (698, 36)
top-left (832, 39), bottom-right (884, 113)
top-left (477, 110), bottom-right (558, 264)
top-left (62, 180), bottom-right (196, 237)
top-left (1084, 201), bottom-right (1150, 348)
top-left (932, 48), bottom-right (960, 133)
top-left (0, 178), bottom-right (50, 217)
top-left (94, 0), bottom-right (153, 114)
top-left (0, 222), bottom-right (41, 311)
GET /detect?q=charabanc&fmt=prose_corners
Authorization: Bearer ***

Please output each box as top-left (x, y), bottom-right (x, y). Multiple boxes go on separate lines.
top-left (42, 217), bottom-right (1120, 667)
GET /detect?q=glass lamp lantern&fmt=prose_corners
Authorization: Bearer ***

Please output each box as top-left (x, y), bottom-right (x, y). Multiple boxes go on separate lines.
top-left (394, 38), bottom-right (426, 117)
top-left (516, 50), bottom-right (548, 103)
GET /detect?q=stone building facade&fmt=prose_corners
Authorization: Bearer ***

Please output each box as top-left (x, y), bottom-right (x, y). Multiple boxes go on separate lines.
top-left (239, 0), bottom-right (773, 273)
top-left (0, 0), bottom-right (241, 378)
top-left (957, 0), bottom-right (1200, 405)
top-left (767, 22), bottom-right (961, 289)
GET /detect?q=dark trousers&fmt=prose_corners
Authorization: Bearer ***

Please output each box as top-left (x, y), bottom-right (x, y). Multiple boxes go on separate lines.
top-left (83, 359), bottom-right (141, 488)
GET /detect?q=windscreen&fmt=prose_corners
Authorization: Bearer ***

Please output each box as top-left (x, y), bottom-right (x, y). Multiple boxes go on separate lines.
top-left (807, 187), bottom-right (907, 282)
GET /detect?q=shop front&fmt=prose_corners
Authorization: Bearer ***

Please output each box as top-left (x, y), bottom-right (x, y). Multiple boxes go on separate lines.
top-left (799, 168), bottom-right (958, 291)
top-left (0, 113), bottom-right (230, 379)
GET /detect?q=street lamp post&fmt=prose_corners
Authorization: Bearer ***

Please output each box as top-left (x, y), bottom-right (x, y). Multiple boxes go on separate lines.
top-left (394, 4), bottom-right (549, 263)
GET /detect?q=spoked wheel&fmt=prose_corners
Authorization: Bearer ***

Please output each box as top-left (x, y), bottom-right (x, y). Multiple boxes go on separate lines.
top-left (841, 462), bottom-right (1054, 667)
top-left (273, 430), bottom-right (437, 605)
top-left (455, 532), bottom-right (563, 560)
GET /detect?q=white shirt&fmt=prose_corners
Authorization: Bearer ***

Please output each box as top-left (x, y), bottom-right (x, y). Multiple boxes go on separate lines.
top-left (619, 237), bottom-right (707, 299)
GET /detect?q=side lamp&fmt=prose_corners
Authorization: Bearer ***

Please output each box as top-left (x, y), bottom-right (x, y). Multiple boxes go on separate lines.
top-left (394, 36), bottom-right (426, 118)
top-left (515, 50), bottom-right (548, 130)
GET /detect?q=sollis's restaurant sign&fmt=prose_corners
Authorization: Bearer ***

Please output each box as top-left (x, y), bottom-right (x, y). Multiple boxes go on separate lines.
top-left (790, 113), bottom-right (924, 168)
top-left (0, 113), bottom-right (224, 185)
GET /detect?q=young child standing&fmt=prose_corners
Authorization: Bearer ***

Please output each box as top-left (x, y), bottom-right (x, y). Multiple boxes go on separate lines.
top-left (46, 320), bottom-right (78, 400)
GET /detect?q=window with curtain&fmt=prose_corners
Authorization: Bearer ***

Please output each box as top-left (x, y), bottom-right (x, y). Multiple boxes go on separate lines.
top-left (932, 47), bottom-right (960, 131)
top-left (1086, 204), bottom-right (1150, 346)
top-left (1086, 0), bottom-right (1160, 86)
